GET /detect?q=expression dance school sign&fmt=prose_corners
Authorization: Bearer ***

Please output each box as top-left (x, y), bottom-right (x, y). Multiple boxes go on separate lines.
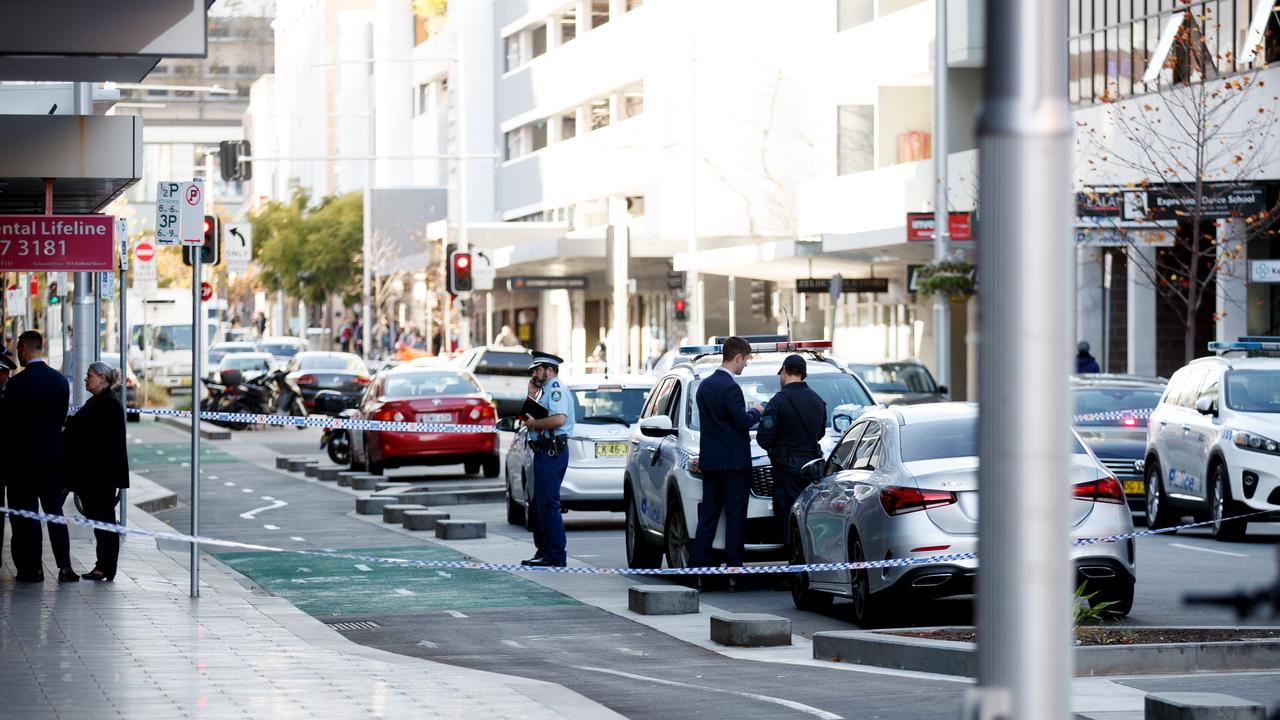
top-left (0, 215), bottom-right (115, 271)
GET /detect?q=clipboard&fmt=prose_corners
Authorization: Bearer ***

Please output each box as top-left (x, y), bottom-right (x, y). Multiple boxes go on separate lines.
top-left (521, 396), bottom-right (549, 420)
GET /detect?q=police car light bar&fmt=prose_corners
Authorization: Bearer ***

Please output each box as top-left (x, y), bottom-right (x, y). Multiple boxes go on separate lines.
top-left (677, 340), bottom-right (833, 356)
top-left (1209, 340), bottom-right (1280, 354)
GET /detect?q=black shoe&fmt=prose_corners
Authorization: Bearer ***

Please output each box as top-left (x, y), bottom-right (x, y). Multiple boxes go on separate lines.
top-left (58, 568), bottom-right (80, 583)
top-left (726, 577), bottom-right (740, 593)
top-left (15, 571), bottom-right (44, 583)
top-left (82, 569), bottom-right (114, 582)
top-left (524, 557), bottom-right (566, 567)
top-left (520, 556), bottom-right (544, 566)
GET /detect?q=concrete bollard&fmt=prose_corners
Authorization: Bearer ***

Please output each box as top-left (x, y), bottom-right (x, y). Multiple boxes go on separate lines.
top-left (1144, 693), bottom-right (1265, 720)
top-left (317, 466), bottom-right (343, 482)
top-left (277, 456), bottom-right (303, 470)
top-left (336, 471), bottom-right (364, 487)
top-left (628, 585), bottom-right (700, 615)
top-left (402, 510), bottom-right (450, 531)
top-left (350, 475), bottom-right (380, 491)
top-left (287, 458), bottom-right (317, 473)
top-left (709, 613), bottom-right (792, 647)
top-left (434, 520), bottom-right (486, 539)
top-left (382, 504), bottom-right (427, 524)
top-left (355, 497), bottom-right (396, 515)
top-left (304, 464), bottom-right (324, 478)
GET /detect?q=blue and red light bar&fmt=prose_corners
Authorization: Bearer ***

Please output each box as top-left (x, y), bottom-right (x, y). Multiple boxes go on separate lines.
top-left (678, 340), bottom-right (833, 356)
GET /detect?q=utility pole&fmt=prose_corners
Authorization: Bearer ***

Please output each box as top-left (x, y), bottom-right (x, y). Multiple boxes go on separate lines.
top-left (967, 2), bottom-right (1072, 719)
top-left (932, 0), bottom-right (950, 391)
top-left (71, 82), bottom-right (95, 407)
top-left (455, 30), bottom-right (472, 351)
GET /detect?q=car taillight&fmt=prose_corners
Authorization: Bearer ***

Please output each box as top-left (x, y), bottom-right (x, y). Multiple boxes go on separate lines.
top-left (374, 409), bottom-right (405, 423)
top-left (879, 486), bottom-right (958, 516)
top-left (469, 403), bottom-right (496, 421)
top-left (1073, 476), bottom-right (1126, 504)
top-left (355, 376), bottom-right (371, 386)
top-left (296, 374), bottom-right (316, 385)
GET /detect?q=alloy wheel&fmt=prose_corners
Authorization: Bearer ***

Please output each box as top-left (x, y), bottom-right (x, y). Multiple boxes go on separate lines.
top-left (850, 539), bottom-right (871, 624)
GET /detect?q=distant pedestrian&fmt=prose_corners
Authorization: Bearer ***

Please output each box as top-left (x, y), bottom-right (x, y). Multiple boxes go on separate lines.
top-left (6, 331), bottom-right (80, 583)
top-left (756, 354), bottom-right (826, 557)
top-left (494, 325), bottom-right (520, 347)
top-left (644, 342), bottom-right (667, 372)
top-left (691, 336), bottom-right (764, 588)
top-left (1076, 340), bottom-right (1101, 374)
top-left (65, 361), bottom-right (129, 581)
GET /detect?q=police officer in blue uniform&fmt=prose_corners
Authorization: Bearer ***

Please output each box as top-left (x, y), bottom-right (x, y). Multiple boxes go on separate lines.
top-left (520, 351), bottom-right (575, 567)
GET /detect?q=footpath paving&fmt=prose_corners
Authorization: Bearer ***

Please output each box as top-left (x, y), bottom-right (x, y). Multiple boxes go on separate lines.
top-left (0, 485), bottom-right (623, 719)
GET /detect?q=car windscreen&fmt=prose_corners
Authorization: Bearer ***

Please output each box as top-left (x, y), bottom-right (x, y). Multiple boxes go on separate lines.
top-left (153, 324), bottom-right (193, 351)
top-left (1072, 388), bottom-right (1163, 424)
top-left (382, 372), bottom-right (481, 398)
top-left (855, 364), bottom-right (936, 393)
top-left (899, 418), bottom-right (1086, 462)
top-left (260, 343), bottom-right (302, 358)
top-left (573, 387), bottom-right (650, 425)
top-left (689, 371), bottom-right (873, 430)
top-left (474, 351), bottom-right (530, 377)
top-left (222, 356), bottom-right (271, 371)
top-left (299, 355), bottom-right (368, 373)
top-left (1225, 370), bottom-right (1280, 412)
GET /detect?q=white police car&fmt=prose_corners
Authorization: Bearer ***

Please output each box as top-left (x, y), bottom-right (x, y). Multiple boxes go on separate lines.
top-left (623, 338), bottom-right (876, 568)
top-left (1144, 339), bottom-right (1280, 541)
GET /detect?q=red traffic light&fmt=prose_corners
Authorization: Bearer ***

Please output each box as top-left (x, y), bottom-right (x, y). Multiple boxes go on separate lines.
top-left (203, 218), bottom-right (213, 234)
top-left (455, 254), bottom-right (470, 270)
top-left (674, 299), bottom-right (686, 311)
top-left (447, 250), bottom-right (473, 293)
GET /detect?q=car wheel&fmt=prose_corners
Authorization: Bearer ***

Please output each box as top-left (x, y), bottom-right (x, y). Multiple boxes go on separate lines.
top-left (464, 461), bottom-right (481, 476)
top-left (368, 457), bottom-right (384, 476)
top-left (664, 499), bottom-right (692, 570)
top-left (1144, 460), bottom-right (1176, 532)
top-left (349, 433), bottom-right (368, 471)
top-left (482, 456), bottom-right (500, 479)
top-left (791, 530), bottom-right (832, 612)
top-left (506, 485), bottom-right (526, 526)
top-left (849, 536), bottom-right (881, 627)
top-left (1090, 578), bottom-right (1135, 617)
top-left (625, 495), bottom-right (663, 569)
top-left (1210, 463), bottom-right (1248, 542)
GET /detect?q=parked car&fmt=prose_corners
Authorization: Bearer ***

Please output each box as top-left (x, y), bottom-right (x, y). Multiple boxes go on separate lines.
top-left (646, 350), bottom-right (691, 378)
top-left (1071, 374), bottom-right (1166, 512)
top-left (257, 336), bottom-right (310, 369)
top-left (348, 366), bottom-right (499, 476)
top-left (217, 352), bottom-right (275, 381)
top-left (456, 346), bottom-right (533, 417)
top-left (849, 360), bottom-right (947, 405)
top-left (623, 338), bottom-right (876, 570)
top-left (1144, 340), bottom-right (1280, 541)
top-left (100, 352), bottom-right (140, 421)
top-left (284, 351), bottom-right (371, 412)
top-left (208, 341), bottom-right (258, 374)
top-left (790, 403), bottom-right (1137, 625)
top-left (502, 374), bottom-right (655, 525)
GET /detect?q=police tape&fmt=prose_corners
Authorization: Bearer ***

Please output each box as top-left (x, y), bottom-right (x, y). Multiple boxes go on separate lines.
top-left (1071, 408), bottom-right (1153, 423)
top-left (121, 406), bottom-right (499, 435)
top-left (0, 505), bottom-right (1271, 576)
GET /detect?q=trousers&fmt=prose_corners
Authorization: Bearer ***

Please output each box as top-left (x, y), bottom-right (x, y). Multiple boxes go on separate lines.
top-left (691, 469), bottom-right (750, 568)
top-left (8, 465), bottom-right (71, 573)
top-left (770, 462), bottom-right (807, 555)
top-left (532, 448), bottom-right (569, 564)
top-left (79, 488), bottom-right (121, 576)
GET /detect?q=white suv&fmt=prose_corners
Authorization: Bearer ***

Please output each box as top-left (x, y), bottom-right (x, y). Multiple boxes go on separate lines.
top-left (623, 340), bottom-right (876, 568)
top-left (1144, 341), bottom-right (1280, 541)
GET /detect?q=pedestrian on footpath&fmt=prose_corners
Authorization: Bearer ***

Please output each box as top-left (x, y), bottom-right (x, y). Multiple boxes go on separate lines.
top-left (1076, 340), bottom-right (1101, 374)
top-left (6, 331), bottom-right (79, 583)
top-left (756, 354), bottom-right (826, 559)
top-left (0, 349), bottom-right (15, 569)
top-left (519, 351), bottom-right (575, 568)
top-left (65, 361), bottom-right (130, 581)
top-left (691, 336), bottom-right (764, 590)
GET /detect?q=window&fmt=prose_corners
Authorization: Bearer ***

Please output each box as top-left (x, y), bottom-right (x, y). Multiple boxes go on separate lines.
top-left (531, 24), bottom-right (547, 59)
top-left (642, 378), bottom-right (677, 419)
top-left (560, 7), bottom-right (577, 42)
top-left (837, 105), bottom-right (873, 176)
top-left (626, 0), bottom-right (643, 9)
top-left (504, 34), bottom-right (522, 73)
top-left (621, 82), bottom-right (644, 118)
top-left (383, 372), bottom-right (481, 398)
top-left (850, 422), bottom-right (883, 470)
top-left (1225, 370), bottom-right (1280, 412)
top-left (504, 128), bottom-right (526, 161)
top-left (827, 422), bottom-right (866, 475)
top-left (589, 98), bottom-right (610, 130)
top-left (836, 0), bottom-right (872, 31)
top-left (1197, 371), bottom-right (1221, 409)
top-left (235, 65), bottom-right (255, 76)
top-left (592, 0), bottom-right (609, 28)
top-left (531, 120), bottom-right (548, 151)
top-left (1176, 368), bottom-right (1208, 408)
top-left (561, 112), bottom-right (577, 140)
top-left (574, 387), bottom-right (651, 425)
top-left (417, 82), bottom-right (431, 116)
top-left (210, 65), bottom-right (229, 75)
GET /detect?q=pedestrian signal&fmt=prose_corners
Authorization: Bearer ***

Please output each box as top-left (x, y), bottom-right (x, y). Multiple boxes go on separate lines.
top-left (674, 298), bottom-right (688, 321)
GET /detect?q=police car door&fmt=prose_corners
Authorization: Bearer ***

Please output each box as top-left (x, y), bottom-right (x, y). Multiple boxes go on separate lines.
top-left (632, 377), bottom-right (677, 531)
top-left (1166, 366), bottom-right (1208, 501)
top-left (1182, 367), bottom-right (1221, 504)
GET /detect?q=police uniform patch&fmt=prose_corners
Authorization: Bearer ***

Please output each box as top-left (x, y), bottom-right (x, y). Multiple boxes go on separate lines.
top-left (552, 390), bottom-right (562, 402)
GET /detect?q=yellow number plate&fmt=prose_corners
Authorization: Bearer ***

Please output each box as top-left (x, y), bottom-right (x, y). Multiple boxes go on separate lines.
top-left (595, 442), bottom-right (627, 458)
top-left (179, 377), bottom-right (192, 386)
top-left (1123, 480), bottom-right (1144, 496)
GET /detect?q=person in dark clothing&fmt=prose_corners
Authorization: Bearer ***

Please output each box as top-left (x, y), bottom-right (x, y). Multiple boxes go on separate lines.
top-left (6, 331), bottom-right (79, 583)
top-left (1076, 340), bottom-right (1101, 374)
top-left (692, 336), bottom-right (764, 585)
top-left (756, 354), bottom-right (827, 555)
top-left (0, 349), bottom-right (15, 569)
top-left (65, 361), bottom-right (130, 581)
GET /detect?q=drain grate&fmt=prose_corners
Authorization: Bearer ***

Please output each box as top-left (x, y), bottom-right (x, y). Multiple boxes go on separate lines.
top-left (327, 620), bottom-right (381, 631)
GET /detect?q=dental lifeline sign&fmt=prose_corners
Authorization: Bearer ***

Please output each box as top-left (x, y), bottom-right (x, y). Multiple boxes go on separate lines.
top-left (0, 215), bottom-right (115, 271)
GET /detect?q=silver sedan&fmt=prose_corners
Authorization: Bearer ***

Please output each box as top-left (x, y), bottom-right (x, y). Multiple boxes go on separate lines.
top-left (789, 403), bottom-right (1136, 626)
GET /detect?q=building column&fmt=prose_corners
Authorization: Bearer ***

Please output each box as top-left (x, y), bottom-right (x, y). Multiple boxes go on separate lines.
top-left (608, 195), bottom-right (630, 374)
top-left (1217, 218), bottom-right (1249, 343)
top-left (1076, 246), bottom-right (1103, 360)
top-left (1127, 244), bottom-right (1157, 376)
top-left (571, 290), bottom-right (586, 369)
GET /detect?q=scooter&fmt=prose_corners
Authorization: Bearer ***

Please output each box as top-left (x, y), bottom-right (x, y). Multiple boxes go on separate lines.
top-left (315, 391), bottom-right (355, 464)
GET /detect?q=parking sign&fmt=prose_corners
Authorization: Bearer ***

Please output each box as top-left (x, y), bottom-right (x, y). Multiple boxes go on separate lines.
top-left (155, 180), bottom-right (204, 246)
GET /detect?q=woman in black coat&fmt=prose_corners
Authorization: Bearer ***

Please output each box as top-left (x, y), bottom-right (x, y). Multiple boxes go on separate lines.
top-left (65, 361), bottom-right (130, 581)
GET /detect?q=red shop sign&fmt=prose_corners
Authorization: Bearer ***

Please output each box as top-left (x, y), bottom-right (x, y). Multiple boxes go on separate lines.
top-left (0, 215), bottom-right (115, 271)
top-left (906, 212), bottom-right (975, 242)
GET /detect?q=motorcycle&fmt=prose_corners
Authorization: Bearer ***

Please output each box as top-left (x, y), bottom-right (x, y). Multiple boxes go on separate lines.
top-left (272, 369), bottom-right (308, 429)
top-left (315, 391), bottom-right (356, 464)
top-left (214, 369), bottom-right (305, 431)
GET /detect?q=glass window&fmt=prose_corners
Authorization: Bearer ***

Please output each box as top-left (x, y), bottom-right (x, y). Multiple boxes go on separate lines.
top-left (665, 384), bottom-right (682, 426)
top-left (1176, 367), bottom-right (1208, 408)
top-left (1160, 368), bottom-right (1186, 406)
top-left (626, 0), bottom-right (642, 10)
top-left (591, 0), bottom-right (609, 28)
top-left (900, 418), bottom-right (976, 463)
top-left (689, 371), bottom-right (874, 430)
top-left (1197, 370), bottom-right (1221, 408)
top-left (561, 112), bottom-right (576, 140)
top-left (837, 105), bottom-right (874, 176)
top-left (298, 354), bottom-right (368, 373)
top-left (827, 422), bottom-right (866, 475)
top-left (622, 82), bottom-right (643, 117)
top-left (573, 387), bottom-right (650, 425)
top-left (589, 98), bottom-right (610, 130)
top-left (153, 325), bottom-right (193, 351)
top-left (1224, 370), bottom-right (1280, 412)
top-left (530, 24), bottom-right (547, 59)
top-left (531, 120), bottom-right (547, 151)
top-left (850, 422), bottom-right (882, 470)
top-left (560, 7), bottom-right (577, 42)
top-left (259, 342), bottom-right (302, 358)
top-left (504, 128), bottom-right (525, 161)
top-left (1072, 387), bottom-right (1165, 424)
top-left (382, 372), bottom-right (481, 398)
top-left (504, 34), bottom-right (521, 73)
top-left (474, 350), bottom-right (532, 376)
top-left (642, 378), bottom-right (676, 419)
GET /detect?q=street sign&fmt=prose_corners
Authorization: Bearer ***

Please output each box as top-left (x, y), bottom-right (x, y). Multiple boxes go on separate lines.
top-left (4, 284), bottom-right (23, 317)
top-left (1250, 260), bottom-right (1280, 283)
top-left (200, 281), bottom-right (213, 302)
top-left (471, 250), bottom-right (496, 291)
top-left (797, 277), bottom-right (890, 294)
top-left (224, 223), bottom-right (252, 273)
top-left (155, 180), bottom-right (204, 246)
top-left (133, 240), bottom-right (158, 297)
top-left (99, 271), bottom-right (114, 300)
top-left (506, 276), bottom-right (589, 291)
top-left (0, 214), bottom-right (115, 271)
top-left (135, 242), bottom-right (155, 263)
top-left (116, 217), bottom-right (128, 271)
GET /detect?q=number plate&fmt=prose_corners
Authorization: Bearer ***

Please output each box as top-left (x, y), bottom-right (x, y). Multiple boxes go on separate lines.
top-left (179, 377), bottom-right (192, 386)
top-left (1123, 480), bottom-right (1144, 496)
top-left (595, 442), bottom-right (627, 458)
top-left (418, 412), bottom-right (452, 423)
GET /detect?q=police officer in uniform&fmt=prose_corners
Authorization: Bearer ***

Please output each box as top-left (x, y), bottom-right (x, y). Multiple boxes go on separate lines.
top-left (756, 354), bottom-right (827, 557)
top-left (519, 351), bottom-right (575, 567)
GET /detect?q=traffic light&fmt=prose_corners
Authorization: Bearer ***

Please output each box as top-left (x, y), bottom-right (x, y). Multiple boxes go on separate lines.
top-left (447, 250), bottom-right (472, 294)
top-left (219, 140), bottom-right (252, 182)
top-left (48, 280), bottom-right (60, 305)
top-left (750, 280), bottom-right (769, 320)
top-left (183, 215), bottom-right (221, 266)
top-left (674, 297), bottom-right (688, 321)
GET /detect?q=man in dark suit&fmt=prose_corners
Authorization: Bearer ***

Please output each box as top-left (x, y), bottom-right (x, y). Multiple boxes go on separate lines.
top-left (7, 331), bottom-right (79, 582)
top-left (0, 349), bottom-right (14, 570)
top-left (692, 336), bottom-right (764, 581)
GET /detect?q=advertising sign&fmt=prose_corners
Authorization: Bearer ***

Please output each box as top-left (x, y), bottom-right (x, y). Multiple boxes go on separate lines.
top-left (796, 277), bottom-right (890, 294)
top-left (1122, 185), bottom-right (1267, 221)
top-left (0, 215), bottom-right (115, 271)
top-left (906, 212), bottom-right (975, 242)
top-left (1074, 228), bottom-right (1175, 247)
top-left (5, 284), bottom-right (24, 317)
top-left (99, 271), bottom-right (114, 301)
top-left (1250, 260), bottom-right (1280, 284)
top-left (506, 276), bottom-right (589, 291)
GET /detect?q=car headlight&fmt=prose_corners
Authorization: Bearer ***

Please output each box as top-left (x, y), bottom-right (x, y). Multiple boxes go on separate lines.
top-left (1230, 429), bottom-right (1280, 455)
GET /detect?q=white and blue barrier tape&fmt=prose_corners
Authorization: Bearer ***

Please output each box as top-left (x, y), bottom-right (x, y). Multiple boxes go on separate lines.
top-left (0, 505), bottom-right (1270, 576)
top-left (1073, 408), bottom-right (1154, 423)
top-left (122, 406), bottom-right (498, 435)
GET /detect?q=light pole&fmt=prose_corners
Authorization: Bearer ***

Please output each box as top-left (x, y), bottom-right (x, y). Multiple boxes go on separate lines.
top-left (933, 0), bottom-right (950, 389)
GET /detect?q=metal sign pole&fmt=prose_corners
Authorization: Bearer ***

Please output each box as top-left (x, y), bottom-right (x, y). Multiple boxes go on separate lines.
top-left (117, 218), bottom-right (128, 529)
top-left (190, 242), bottom-right (202, 598)
top-left (969, 2), bottom-right (1072, 719)
top-left (933, 0), bottom-right (951, 390)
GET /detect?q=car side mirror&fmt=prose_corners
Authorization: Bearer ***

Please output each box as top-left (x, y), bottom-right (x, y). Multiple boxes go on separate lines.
top-left (639, 415), bottom-right (676, 437)
top-left (801, 459), bottom-right (825, 484)
top-left (496, 416), bottom-right (519, 432)
top-left (937, 385), bottom-right (948, 395)
top-left (1194, 396), bottom-right (1218, 417)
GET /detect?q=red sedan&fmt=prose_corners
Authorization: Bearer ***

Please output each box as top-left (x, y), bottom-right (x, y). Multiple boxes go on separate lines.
top-left (350, 367), bottom-right (499, 477)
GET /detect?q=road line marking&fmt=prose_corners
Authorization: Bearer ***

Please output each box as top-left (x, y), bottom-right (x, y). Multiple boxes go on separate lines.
top-left (208, 476), bottom-right (219, 480)
top-left (355, 564), bottom-right (373, 572)
top-left (573, 666), bottom-right (842, 720)
top-left (446, 610), bottom-right (467, 618)
top-left (617, 647), bottom-right (644, 656)
top-left (1169, 542), bottom-right (1248, 558)
top-left (290, 537), bottom-right (306, 542)
top-left (261, 496), bottom-right (274, 500)
top-left (263, 524), bottom-right (280, 530)
top-left (417, 640), bottom-right (440, 649)
top-left (501, 640), bottom-right (525, 649)
top-left (394, 588), bottom-right (414, 596)
top-left (436, 571), bottom-right (452, 578)
top-left (223, 482), bottom-right (235, 487)
top-left (239, 499), bottom-right (288, 519)
top-left (242, 488), bottom-right (254, 493)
